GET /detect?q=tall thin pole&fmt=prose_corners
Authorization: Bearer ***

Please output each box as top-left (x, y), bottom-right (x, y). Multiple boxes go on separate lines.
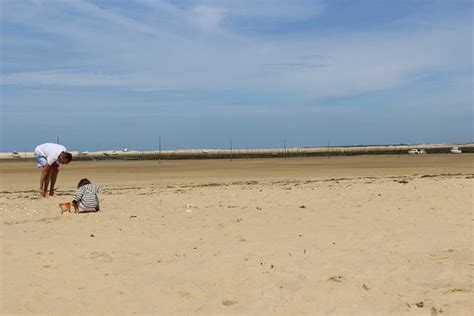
top-left (57, 136), bottom-right (59, 144)
top-left (284, 139), bottom-right (287, 160)
top-left (327, 139), bottom-right (330, 159)
top-left (159, 136), bottom-right (161, 164)
top-left (230, 139), bottom-right (233, 162)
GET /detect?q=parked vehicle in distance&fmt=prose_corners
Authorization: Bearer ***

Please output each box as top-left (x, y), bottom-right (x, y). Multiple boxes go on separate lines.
top-left (450, 147), bottom-right (462, 154)
top-left (408, 148), bottom-right (426, 155)
top-left (78, 151), bottom-right (89, 156)
top-left (11, 151), bottom-right (21, 158)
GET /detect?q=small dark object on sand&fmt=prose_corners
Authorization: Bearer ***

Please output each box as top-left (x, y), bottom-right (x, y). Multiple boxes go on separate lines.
top-left (327, 275), bottom-right (343, 283)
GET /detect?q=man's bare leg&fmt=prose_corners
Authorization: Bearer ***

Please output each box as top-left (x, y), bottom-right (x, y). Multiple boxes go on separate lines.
top-left (40, 177), bottom-right (44, 195)
top-left (43, 172), bottom-right (51, 197)
top-left (40, 167), bottom-right (48, 196)
top-left (49, 167), bottom-right (59, 196)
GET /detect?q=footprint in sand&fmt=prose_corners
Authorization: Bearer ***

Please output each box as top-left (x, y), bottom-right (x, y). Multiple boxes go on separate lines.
top-left (443, 288), bottom-right (470, 294)
top-left (327, 275), bottom-right (344, 283)
top-left (82, 251), bottom-right (113, 263)
top-left (222, 299), bottom-right (238, 306)
top-left (430, 306), bottom-right (444, 315)
top-left (179, 291), bottom-right (192, 299)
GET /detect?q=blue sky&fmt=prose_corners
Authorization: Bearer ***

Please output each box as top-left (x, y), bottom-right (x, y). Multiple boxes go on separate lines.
top-left (1, 0), bottom-right (472, 151)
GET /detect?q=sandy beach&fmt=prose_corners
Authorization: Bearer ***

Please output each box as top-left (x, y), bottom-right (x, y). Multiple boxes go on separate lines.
top-left (1, 154), bottom-right (472, 315)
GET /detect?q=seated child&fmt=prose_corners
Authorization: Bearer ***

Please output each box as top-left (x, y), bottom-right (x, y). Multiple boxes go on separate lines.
top-left (72, 178), bottom-right (100, 213)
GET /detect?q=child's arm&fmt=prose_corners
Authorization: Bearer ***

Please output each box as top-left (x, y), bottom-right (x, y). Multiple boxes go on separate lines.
top-left (72, 187), bottom-right (85, 212)
top-left (72, 201), bottom-right (79, 213)
top-left (93, 184), bottom-right (100, 211)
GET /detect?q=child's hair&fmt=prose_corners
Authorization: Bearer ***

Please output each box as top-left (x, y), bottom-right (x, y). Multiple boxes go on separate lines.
top-left (77, 178), bottom-right (91, 188)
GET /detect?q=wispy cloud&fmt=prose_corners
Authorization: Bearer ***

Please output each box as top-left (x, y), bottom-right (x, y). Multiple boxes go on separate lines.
top-left (199, 0), bottom-right (325, 21)
top-left (2, 0), bottom-right (470, 100)
top-left (192, 5), bottom-right (224, 30)
top-left (1, 69), bottom-right (131, 87)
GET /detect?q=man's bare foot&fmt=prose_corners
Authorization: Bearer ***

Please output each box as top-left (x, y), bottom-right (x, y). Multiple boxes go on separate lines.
top-left (49, 190), bottom-right (55, 196)
top-left (40, 189), bottom-right (47, 197)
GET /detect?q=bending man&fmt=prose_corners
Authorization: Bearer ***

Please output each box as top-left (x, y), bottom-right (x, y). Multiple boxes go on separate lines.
top-left (34, 143), bottom-right (72, 197)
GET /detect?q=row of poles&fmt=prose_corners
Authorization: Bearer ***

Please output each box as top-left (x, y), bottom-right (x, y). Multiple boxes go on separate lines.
top-left (51, 136), bottom-right (332, 162)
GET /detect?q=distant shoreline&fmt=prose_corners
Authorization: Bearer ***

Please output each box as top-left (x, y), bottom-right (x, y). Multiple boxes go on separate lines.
top-left (1, 143), bottom-right (473, 161)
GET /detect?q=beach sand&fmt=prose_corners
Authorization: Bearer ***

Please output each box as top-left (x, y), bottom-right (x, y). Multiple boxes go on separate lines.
top-left (1, 155), bottom-right (473, 314)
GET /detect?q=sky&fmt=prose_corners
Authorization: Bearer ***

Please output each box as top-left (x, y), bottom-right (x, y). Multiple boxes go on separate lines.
top-left (1, 0), bottom-right (472, 151)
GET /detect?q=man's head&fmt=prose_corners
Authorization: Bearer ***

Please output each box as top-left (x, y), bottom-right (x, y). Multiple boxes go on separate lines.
top-left (58, 152), bottom-right (73, 164)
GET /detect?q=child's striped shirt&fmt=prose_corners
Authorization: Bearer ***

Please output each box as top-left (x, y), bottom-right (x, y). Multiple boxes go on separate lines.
top-left (73, 183), bottom-right (99, 209)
